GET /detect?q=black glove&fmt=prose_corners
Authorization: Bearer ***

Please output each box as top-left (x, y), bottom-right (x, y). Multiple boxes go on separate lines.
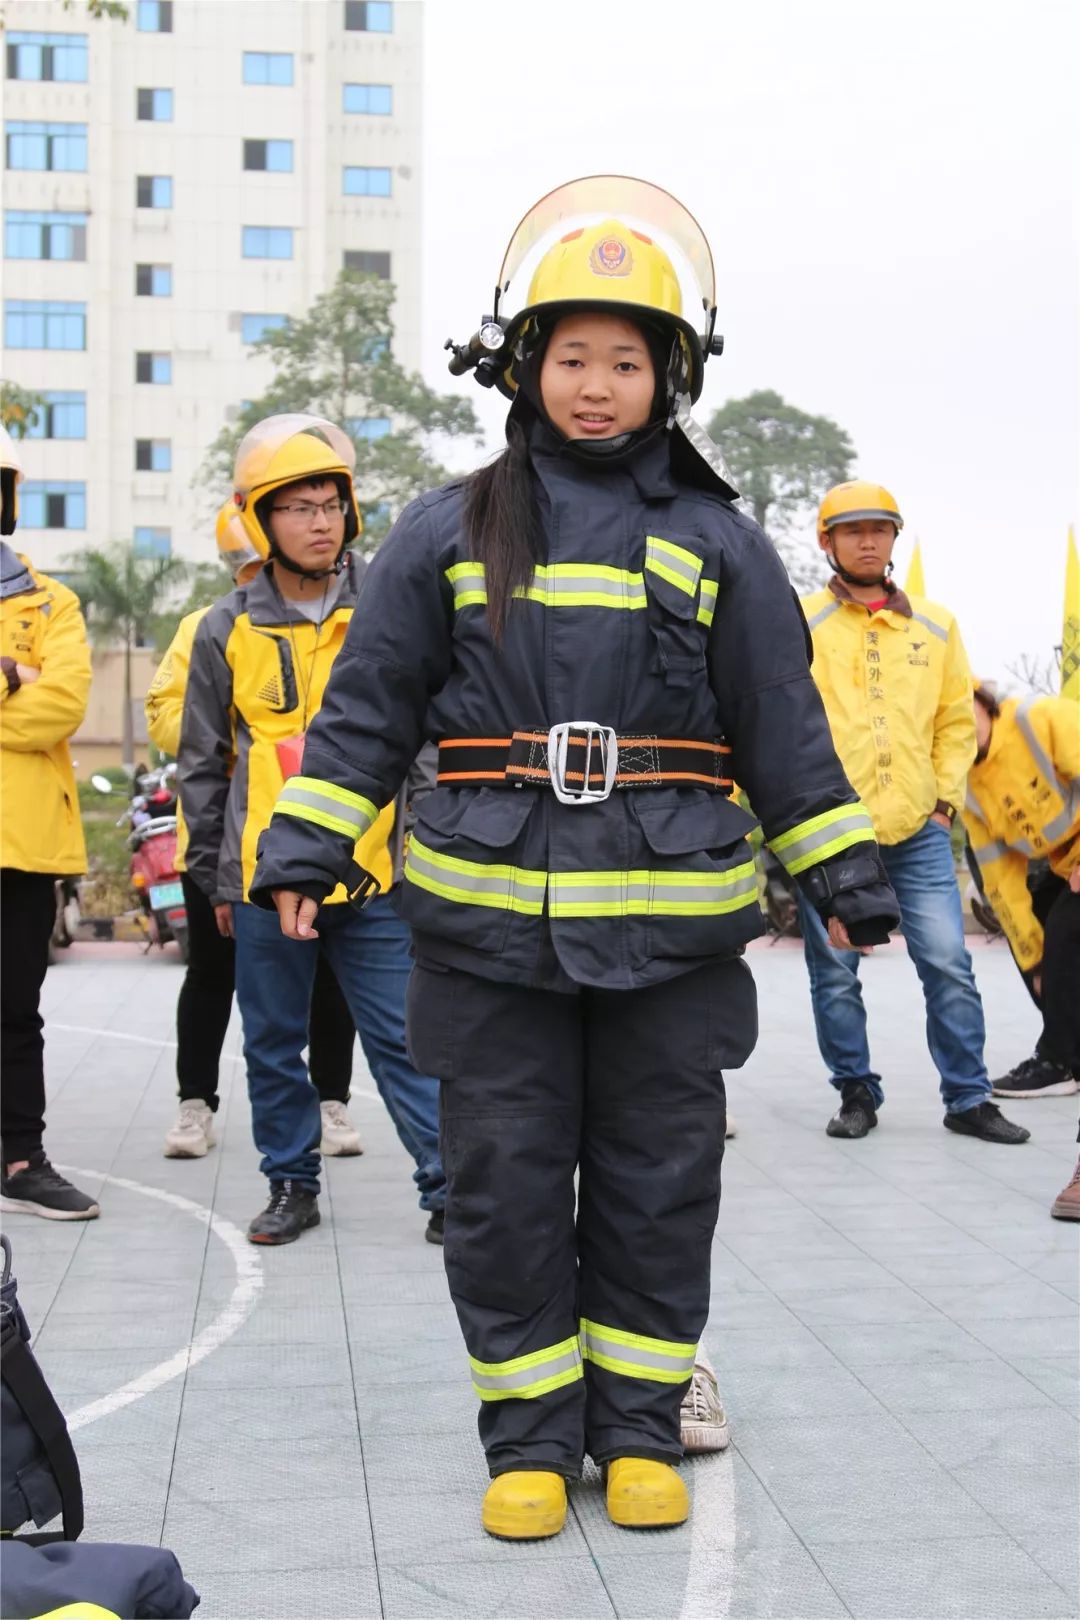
top-left (799, 847), bottom-right (900, 947)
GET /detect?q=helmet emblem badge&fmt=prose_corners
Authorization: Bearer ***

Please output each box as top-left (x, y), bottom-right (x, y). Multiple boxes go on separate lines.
top-left (589, 236), bottom-right (632, 277)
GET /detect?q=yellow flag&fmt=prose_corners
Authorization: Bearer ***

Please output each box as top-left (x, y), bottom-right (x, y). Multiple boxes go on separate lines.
top-left (905, 538), bottom-right (925, 597)
top-left (1062, 525), bottom-right (1080, 701)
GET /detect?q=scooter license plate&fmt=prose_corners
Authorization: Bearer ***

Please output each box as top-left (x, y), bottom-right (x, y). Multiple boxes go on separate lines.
top-left (149, 880), bottom-right (184, 909)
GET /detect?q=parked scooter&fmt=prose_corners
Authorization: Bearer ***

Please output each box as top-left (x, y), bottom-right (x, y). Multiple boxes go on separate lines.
top-left (92, 767), bottom-right (189, 961)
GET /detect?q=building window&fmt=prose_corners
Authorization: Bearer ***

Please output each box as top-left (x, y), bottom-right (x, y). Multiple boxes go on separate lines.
top-left (135, 439), bottom-right (172, 473)
top-left (135, 352), bottom-right (172, 383)
top-left (136, 0), bottom-right (173, 31)
top-left (343, 250), bottom-right (391, 279)
top-left (136, 175), bottom-right (173, 208)
top-left (343, 83), bottom-right (393, 115)
top-left (343, 167), bottom-right (392, 198)
top-left (242, 226), bottom-right (294, 260)
top-left (240, 313), bottom-right (287, 344)
top-left (344, 2), bottom-right (393, 31)
top-left (5, 32), bottom-right (88, 83)
top-left (136, 87), bottom-right (173, 121)
top-left (347, 416), bottom-right (391, 441)
top-left (242, 139), bottom-right (293, 173)
top-left (25, 392), bottom-right (87, 440)
top-left (135, 264), bottom-right (172, 297)
top-left (242, 51), bottom-right (293, 86)
top-left (4, 300), bottom-right (86, 350)
top-left (4, 211), bottom-right (87, 261)
top-left (133, 526), bottom-right (172, 559)
top-left (5, 121), bottom-right (88, 172)
top-left (20, 482), bottom-right (86, 530)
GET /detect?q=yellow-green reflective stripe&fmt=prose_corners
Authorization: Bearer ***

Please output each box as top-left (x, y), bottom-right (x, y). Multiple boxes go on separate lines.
top-left (770, 804), bottom-right (876, 875)
top-left (697, 578), bottom-right (718, 626)
top-left (580, 1318), bottom-right (696, 1384)
top-left (405, 836), bottom-right (547, 915)
top-left (469, 1336), bottom-right (583, 1402)
top-left (645, 535), bottom-right (703, 597)
top-left (276, 777), bottom-right (379, 841)
top-left (445, 561), bottom-right (647, 611)
top-left (548, 863), bottom-right (758, 918)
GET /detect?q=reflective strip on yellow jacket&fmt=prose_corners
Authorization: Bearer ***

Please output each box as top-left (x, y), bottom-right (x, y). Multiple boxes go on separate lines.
top-left (145, 606), bottom-right (209, 871)
top-left (445, 558), bottom-right (719, 624)
top-left (403, 836), bottom-right (760, 920)
top-left (801, 585), bottom-right (976, 846)
top-left (963, 695), bottom-right (1080, 970)
top-left (579, 1319), bottom-right (697, 1384)
top-left (0, 549), bottom-right (89, 874)
top-left (469, 1335), bottom-right (583, 1402)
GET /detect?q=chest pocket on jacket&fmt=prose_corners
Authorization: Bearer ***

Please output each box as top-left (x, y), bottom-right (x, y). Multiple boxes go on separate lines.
top-left (242, 631), bottom-right (299, 718)
top-left (643, 534), bottom-right (707, 687)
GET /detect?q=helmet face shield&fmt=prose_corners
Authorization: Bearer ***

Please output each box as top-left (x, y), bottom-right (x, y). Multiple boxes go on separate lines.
top-left (216, 498), bottom-right (264, 581)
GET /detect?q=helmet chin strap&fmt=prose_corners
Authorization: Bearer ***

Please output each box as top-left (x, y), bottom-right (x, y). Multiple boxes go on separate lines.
top-left (825, 546), bottom-right (896, 592)
top-left (270, 541), bottom-right (348, 582)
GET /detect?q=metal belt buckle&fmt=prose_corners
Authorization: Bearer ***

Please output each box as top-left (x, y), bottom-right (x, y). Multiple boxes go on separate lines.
top-left (547, 721), bottom-right (618, 806)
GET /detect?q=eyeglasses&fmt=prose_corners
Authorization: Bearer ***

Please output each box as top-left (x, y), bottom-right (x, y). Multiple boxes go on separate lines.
top-left (270, 498), bottom-right (348, 523)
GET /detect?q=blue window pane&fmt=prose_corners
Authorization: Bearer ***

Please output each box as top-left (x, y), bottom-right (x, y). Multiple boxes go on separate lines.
top-left (153, 442), bottom-right (171, 471)
top-left (52, 39), bottom-right (88, 80)
top-left (153, 176), bottom-right (172, 206)
top-left (26, 392), bottom-right (87, 440)
top-left (50, 125), bottom-right (87, 170)
top-left (243, 51), bottom-right (293, 86)
top-left (6, 33), bottom-right (88, 82)
top-left (343, 167), bottom-right (392, 198)
top-left (20, 482), bottom-right (86, 529)
top-left (134, 527), bottom-right (172, 559)
top-left (6, 211), bottom-right (89, 261)
top-left (6, 125), bottom-right (47, 169)
top-left (4, 214), bottom-right (42, 257)
top-left (151, 354), bottom-right (171, 383)
top-left (153, 266), bottom-right (172, 295)
top-left (136, 0), bottom-right (172, 30)
top-left (242, 226), bottom-right (294, 260)
top-left (343, 84), bottom-right (393, 115)
top-left (367, 3), bottom-right (393, 30)
top-left (156, 89), bottom-right (173, 119)
top-left (266, 140), bottom-right (293, 172)
top-left (4, 299), bottom-right (86, 350)
top-left (241, 313), bottom-right (288, 344)
top-left (348, 416), bottom-right (391, 441)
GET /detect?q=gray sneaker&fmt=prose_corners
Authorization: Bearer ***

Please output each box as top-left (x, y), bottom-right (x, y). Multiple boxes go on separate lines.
top-left (163, 1100), bottom-right (215, 1159)
top-left (680, 1352), bottom-right (731, 1453)
top-left (320, 1100), bottom-right (363, 1157)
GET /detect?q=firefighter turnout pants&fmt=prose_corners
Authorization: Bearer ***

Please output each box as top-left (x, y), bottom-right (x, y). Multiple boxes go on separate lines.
top-left (406, 956), bottom-right (758, 1477)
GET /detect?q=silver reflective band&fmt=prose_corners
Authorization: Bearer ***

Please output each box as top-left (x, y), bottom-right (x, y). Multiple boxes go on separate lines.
top-left (471, 1342), bottom-right (582, 1394)
top-left (548, 721), bottom-right (618, 806)
top-left (276, 780), bottom-right (376, 836)
top-left (1016, 697), bottom-right (1080, 842)
top-left (911, 610), bottom-right (948, 643)
top-left (806, 600), bottom-right (841, 631)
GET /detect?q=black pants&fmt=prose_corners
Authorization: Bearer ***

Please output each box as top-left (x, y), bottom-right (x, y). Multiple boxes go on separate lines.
top-left (177, 873), bottom-right (355, 1109)
top-left (1, 869), bottom-right (57, 1165)
top-left (406, 956), bottom-right (757, 1478)
top-left (1031, 872), bottom-right (1080, 1134)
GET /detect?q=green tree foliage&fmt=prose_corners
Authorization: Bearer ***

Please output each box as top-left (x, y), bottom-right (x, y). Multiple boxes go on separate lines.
top-left (148, 562), bottom-right (236, 657)
top-left (61, 0), bottom-right (129, 18)
top-left (65, 544), bottom-right (188, 769)
top-left (706, 390), bottom-right (856, 590)
top-left (202, 272), bottom-right (482, 544)
top-left (0, 383), bottom-right (46, 438)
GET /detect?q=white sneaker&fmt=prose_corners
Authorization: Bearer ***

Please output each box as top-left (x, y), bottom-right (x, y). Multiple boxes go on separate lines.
top-left (725, 1113), bottom-right (737, 1139)
top-left (163, 1100), bottom-right (215, 1159)
top-left (680, 1351), bottom-right (731, 1453)
top-left (320, 1100), bottom-right (363, 1157)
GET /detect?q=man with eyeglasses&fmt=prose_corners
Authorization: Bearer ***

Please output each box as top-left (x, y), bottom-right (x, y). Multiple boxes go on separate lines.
top-left (179, 415), bottom-right (447, 1245)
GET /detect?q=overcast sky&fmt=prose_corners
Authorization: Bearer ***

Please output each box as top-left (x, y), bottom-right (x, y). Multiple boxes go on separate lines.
top-left (419, 0), bottom-right (1077, 682)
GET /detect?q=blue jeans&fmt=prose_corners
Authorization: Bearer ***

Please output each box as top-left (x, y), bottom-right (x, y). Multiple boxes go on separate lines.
top-left (796, 819), bottom-right (990, 1114)
top-left (232, 895), bottom-right (446, 1206)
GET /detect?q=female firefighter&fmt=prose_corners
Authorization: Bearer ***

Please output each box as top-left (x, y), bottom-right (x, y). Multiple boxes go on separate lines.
top-left (251, 178), bottom-right (899, 1537)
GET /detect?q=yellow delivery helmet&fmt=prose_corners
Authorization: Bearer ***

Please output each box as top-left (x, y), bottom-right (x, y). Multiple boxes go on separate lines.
top-left (818, 480), bottom-right (904, 538)
top-left (231, 413), bottom-right (362, 556)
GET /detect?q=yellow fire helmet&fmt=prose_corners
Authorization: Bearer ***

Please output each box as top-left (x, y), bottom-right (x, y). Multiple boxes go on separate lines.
top-left (0, 422), bottom-right (24, 537)
top-left (231, 412), bottom-right (362, 561)
top-left (818, 480), bottom-right (904, 538)
top-left (215, 497), bottom-right (263, 584)
top-left (447, 175), bottom-right (722, 405)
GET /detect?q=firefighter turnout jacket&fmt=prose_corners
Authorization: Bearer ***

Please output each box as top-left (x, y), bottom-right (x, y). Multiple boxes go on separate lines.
top-left (801, 578), bottom-right (976, 846)
top-left (179, 555), bottom-right (413, 906)
top-left (252, 430), bottom-right (887, 990)
top-left (0, 545), bottom-right (89, 875)
top-left (963, 695), bottom-right (1080, 970)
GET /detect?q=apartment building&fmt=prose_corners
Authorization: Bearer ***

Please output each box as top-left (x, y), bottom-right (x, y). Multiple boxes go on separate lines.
top-left (1, 0), bottom-right (422, 574)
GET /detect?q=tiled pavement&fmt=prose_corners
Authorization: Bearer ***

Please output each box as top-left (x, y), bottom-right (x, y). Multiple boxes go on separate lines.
top-left (6, 935), bottom-right (1077, 1619)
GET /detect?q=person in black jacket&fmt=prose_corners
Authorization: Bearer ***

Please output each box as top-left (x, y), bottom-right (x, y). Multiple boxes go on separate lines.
top-left (250, 178), bottom-right (898, 1539)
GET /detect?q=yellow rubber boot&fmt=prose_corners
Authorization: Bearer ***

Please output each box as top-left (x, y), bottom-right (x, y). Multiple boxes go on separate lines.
top-left (606, 1458), bottom-right (689, 1528)
top-left (482, 1471), bottom-right (567, 1540)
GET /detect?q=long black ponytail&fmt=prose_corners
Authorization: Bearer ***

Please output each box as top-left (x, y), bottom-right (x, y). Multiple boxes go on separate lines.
top-left (462, 417), bottom-right (544, 640)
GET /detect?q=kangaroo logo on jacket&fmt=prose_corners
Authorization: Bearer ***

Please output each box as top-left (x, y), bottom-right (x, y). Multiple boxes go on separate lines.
top-left (590, 236), bottom-right (632, 277)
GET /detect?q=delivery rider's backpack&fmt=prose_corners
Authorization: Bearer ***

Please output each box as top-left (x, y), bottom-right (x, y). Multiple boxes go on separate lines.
top-left (1, 1234), bottom-right (200, 1619)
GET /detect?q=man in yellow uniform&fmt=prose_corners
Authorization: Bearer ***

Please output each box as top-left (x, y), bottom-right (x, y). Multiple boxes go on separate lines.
top-left (179, 416), bottom-right (445, 1244)
top-left (965, 683), bottom-right (1080, 1214)
top-left (798, 480), bottom-right (1028, 1144)
top-left (0, 425), bottom-right (99, 1219)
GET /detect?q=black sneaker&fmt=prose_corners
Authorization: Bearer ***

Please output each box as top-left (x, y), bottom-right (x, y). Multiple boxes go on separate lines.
top-left (944, 1101), bottom-right (1030, 1144)
top-left (425, 1209), bottom-right (445, 1246)
top-left (826, 1083), bottom-right (878, 1139)
top-left (0, 1153), bottom-right (100, 1220)
top-left (991, 1055), bottom-right (1079, 1099)
top-left (247, 1181), bottom-right (320, 1245)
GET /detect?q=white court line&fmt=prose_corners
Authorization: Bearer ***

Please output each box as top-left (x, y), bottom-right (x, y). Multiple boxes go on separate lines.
top-left (53, 1166), bottom-right (264, 1433)
top-left (48, 1022), bottom-right (382, 1100)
